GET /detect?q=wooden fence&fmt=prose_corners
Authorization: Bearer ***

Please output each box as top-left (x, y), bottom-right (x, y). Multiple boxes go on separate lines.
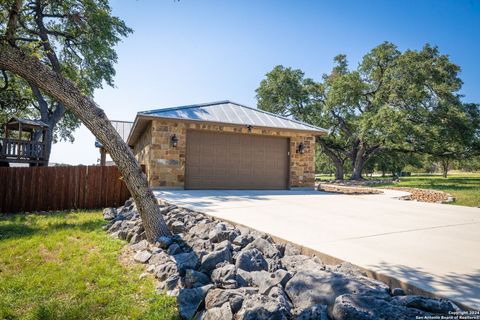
top-left (0, 165), bottom-right (131, 213)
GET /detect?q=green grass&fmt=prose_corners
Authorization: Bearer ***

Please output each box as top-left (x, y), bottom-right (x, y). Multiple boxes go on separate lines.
top-left (375, 172), bottom-right (480, 207)
top-left (0, 211), bottom-right (179, 320)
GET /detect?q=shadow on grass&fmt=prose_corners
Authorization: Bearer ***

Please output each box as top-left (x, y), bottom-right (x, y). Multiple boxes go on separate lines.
top-left (0, 215), bottom-right (104, 241)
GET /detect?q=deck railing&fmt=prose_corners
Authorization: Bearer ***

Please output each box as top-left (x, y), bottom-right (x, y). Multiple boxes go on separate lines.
top-left (0, 138), bottom-right (47, 163)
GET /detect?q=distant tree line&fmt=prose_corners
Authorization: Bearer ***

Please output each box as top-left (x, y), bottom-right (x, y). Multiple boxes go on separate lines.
top-left (256, 42), bottom-right (480, 179)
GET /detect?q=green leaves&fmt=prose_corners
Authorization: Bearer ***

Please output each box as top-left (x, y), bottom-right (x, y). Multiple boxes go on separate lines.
top-left (256, 42), bottom-right (480, 179)
top-left (0, 0), bottom-right (132, 145)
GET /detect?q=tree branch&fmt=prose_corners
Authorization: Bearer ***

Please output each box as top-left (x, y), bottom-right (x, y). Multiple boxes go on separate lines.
top-left (33, 0), bottom-right (61, 72)
top-left (29, 82), bottom-right (49, 119)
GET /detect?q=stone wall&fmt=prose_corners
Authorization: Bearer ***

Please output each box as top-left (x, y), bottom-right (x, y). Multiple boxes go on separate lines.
top-left (133, 119), bottom-right (316, 188)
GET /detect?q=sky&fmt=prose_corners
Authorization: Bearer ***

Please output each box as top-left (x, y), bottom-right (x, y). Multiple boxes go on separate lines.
top-left (50, 0), bottom-right (480, 165)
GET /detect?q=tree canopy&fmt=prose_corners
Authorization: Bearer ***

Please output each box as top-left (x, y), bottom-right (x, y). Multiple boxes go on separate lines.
top-left (256, 42), bottom-right (480, 179)
top-left (0, 0), bottom-right (132, 161)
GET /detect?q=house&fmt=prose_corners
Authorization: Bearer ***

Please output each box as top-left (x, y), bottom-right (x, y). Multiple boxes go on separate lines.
top-left (127, 101), bottom-right (327, 189)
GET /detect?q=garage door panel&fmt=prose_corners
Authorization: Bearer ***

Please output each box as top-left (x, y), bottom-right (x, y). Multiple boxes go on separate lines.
top-left (186, 130), bottom-right (288, 189)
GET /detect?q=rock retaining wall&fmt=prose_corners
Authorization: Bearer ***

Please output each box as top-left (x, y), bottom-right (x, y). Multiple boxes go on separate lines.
top-left (103, 200), bottom-right (460, 319)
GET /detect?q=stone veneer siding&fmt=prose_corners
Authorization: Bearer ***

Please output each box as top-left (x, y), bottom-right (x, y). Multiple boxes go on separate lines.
top-left (133, 119), bottom-right (316, 189)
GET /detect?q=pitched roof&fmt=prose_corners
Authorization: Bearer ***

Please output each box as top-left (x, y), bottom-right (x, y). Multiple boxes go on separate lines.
top-left (7, 117), bottom-right (49, 128)
top-left (128, 101), bottom-right (327, 145)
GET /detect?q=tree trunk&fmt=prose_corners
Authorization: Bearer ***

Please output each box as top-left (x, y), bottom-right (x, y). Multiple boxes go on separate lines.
top-left (442, 159), bottom-right (449, 178)
top-left (317, 138), bottom-right (344, 180)
top-left (334, 163), bottom-right (344, 181)
top-left (0, 44), bottom-right (170, 241)
top-left (350, 142), bottom-right (366, 180)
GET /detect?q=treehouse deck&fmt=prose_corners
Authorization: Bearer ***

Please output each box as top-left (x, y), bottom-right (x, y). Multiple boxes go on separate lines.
top-left (0, 118), bottom-right (49, 166)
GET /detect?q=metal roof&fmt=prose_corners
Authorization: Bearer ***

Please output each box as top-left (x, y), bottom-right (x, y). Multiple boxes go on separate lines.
top-left (95, 120), bottom-right (133, 148)
top-left (138, 100), bottom-right (327, 133)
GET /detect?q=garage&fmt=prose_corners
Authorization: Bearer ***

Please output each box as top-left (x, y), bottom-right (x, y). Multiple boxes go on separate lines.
top-left (128, 100), bottom-right (327, 189)
top-left (185, 130), bottom-right (289, 189)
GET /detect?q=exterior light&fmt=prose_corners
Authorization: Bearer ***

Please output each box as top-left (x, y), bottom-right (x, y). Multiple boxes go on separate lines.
top-left (170, 134), bottom-right (178, 148)
top-left (246, 125), bottom-right (253, 132)
top-left (297, 142), bottom-right (305, 154)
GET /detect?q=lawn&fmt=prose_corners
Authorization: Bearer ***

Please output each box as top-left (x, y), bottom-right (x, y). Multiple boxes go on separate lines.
top-left (376, 173), bottom-right (480, 207)
top-left (0, 211), bottom-right (179, 320)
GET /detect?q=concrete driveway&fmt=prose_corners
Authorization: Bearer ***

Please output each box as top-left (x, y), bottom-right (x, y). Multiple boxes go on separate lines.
top-left (153, 189), bottom-right (480, 309)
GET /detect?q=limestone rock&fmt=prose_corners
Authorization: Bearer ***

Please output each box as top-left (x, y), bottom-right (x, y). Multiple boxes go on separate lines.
top-left (284, 243), bottom-right (302, 256)
top-left (200, 247), bottom-right (232, 272)
top-left (167, 243), bottom-right (183, 255)
top-left (236, 293), bottom-right (291, 320)
top-left (190, 223), bottom-right (215, 240)
top-left (235, 248), bottom-right (268, 272)
top-left (233, 233), bottom-right (255, 247)
top-left (281, 255), bottom-right (324, 272)
top-left (130, 239), bottom-right (149, 252)
top-left (292, 304), bottom-right (329, 320)
top-left (209, 223), bottom-right (240, 243)
top-left (285, 269), bottom-right (389, 309)
top-left (249, 269), bottom-right (292, 294)
top-left (184, 269), bottom-right (211, 289)
top-left (171, 221), bottom-right (186, 234)
top-left (203, 302), bottom-right (233, 320)
top-left (158, 274), bottom-right (181, 292)
top-left (244, 238), bottom-right (280, 259)
top-left (205, 287), bottom-right (258, 313)
top-left (177, 285), bottom-right (213, 319)
top-left (211, 263), bottom-right (238, 289)
top-left (156, 236), bottom-right (173, 249)
top-left (332, 294), bottom-right (432, 320)
top-left (392, 295), bottom-right (458, 314)
top-left (103, 207), bottom-right (117, 220)
top-left (133, 250), bottom-right (152, 264)
top-left (173, 252), bottom-right (199, 275)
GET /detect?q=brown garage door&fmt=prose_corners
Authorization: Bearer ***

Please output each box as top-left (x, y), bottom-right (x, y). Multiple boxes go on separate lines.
top-left (186, 130), bottom-right (289, 189)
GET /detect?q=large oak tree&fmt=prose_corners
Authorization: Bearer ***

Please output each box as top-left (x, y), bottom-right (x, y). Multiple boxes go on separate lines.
top-left (257, 43), bottom-right (480, 180)
top-left (1, 0), bottom-right (170, 241)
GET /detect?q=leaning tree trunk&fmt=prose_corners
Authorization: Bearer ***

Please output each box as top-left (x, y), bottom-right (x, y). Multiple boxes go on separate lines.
top-left (0, 44), bottom-right (170, 241)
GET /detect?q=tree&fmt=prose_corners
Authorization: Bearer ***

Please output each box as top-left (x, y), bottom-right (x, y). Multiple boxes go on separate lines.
top-left (256, 43), bottom-right (480, 180)
top-left (0, 70), bottom-right (34, 129)
top-left (0, 0), bottom-right (133, 164)
top-left (427, 102), bottom-right (480, 177)
top-left (1, 0), bottom-right (170, 241)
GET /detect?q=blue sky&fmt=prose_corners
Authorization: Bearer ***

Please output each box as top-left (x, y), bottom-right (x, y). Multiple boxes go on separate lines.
top-left (51, 0), bottom-right (480, 164)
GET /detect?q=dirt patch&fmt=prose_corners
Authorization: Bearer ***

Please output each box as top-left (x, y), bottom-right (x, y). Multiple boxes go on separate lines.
top-left (119, 244), bottom-right (137, 268)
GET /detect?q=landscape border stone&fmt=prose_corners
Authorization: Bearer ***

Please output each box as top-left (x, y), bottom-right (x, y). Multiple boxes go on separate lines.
top-left (104, 198), bottom-right (466, 319)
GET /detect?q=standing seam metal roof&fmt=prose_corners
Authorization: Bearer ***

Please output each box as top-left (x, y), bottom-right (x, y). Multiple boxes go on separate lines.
top-left (138, 100), bottom-right (327, 133)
